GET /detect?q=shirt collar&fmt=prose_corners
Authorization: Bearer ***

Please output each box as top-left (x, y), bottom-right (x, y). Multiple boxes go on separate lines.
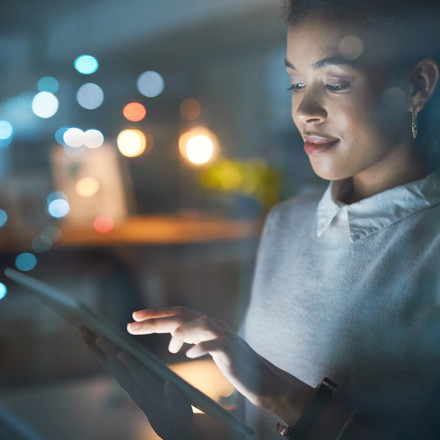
top-left (317, 169), bottom-right (440, 243)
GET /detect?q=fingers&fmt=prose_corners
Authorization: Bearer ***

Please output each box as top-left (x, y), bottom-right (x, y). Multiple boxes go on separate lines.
top-left (132, 306), bottom-right (198, 322)
top-left (127, 307), bottom-right (200, 336)
top-left (185, 338), bottom-right (227, 359)
top-left (128, 316), bottom-right (186, 335)
top-left (168, 316), bottom-right (221, 353)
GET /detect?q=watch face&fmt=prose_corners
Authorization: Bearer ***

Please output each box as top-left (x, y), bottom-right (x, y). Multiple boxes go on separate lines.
top-left (322, 377), bottom-right (338, 392)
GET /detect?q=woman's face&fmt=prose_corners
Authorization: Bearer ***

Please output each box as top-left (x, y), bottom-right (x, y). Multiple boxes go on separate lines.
top-left (286, 18), bottom-right (412, 182)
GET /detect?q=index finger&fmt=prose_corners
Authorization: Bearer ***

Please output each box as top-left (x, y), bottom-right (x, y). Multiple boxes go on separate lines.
top-left (132, 306), bottom-right (198, 322)
top-left (127, 315), bottom-right (189, 335)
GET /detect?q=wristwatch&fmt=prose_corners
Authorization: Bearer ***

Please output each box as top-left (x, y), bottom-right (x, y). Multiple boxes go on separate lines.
top-left (276, 377), bottom-right (338, 439)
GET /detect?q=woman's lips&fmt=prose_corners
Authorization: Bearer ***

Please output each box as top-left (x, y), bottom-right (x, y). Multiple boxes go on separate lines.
top-left (303, 135), bottom-right (339, 156)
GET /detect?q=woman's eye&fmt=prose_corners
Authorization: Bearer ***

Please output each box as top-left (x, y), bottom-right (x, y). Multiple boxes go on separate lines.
top-left (326, 82), bottom-right (351, 92)
top-left (287, 83), bottom-right (305, 92)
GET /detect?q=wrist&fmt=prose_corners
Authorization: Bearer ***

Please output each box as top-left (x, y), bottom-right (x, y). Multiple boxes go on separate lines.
top-left (266, 372), bottom-right (315, 426)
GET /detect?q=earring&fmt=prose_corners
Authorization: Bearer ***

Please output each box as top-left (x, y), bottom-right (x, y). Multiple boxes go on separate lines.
top-left (412, 108), bottom-right (418, 140)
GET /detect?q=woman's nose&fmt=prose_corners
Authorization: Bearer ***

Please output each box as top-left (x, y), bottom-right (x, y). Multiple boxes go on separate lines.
top-left (294, 91), bottom-right (327, 124)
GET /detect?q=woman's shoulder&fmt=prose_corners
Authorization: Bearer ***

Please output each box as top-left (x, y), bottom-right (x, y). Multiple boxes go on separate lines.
top-left (259, 189), bottom-right (324, 241)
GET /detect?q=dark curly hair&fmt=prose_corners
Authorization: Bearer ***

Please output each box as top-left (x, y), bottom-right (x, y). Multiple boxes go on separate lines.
top-left (282, 0), bottom-right (440, 166)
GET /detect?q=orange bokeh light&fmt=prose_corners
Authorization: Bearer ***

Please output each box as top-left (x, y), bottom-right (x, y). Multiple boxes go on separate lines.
top-left (75, 177), bottom-right (99, 197)
top-left (123, 102), bottom-right (147, 122)
top-left (180, 98), bottom-right (201, 121)
top-left (93, 214), bottom-right (115, 233)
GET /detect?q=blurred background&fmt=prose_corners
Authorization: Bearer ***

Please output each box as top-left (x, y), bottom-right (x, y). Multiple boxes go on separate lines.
top-left (0, 0), bottom-right (323, 438)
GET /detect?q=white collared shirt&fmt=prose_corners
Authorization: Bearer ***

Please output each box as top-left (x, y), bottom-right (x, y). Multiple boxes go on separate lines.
top-left (317, 169), bottom-right (440, 242)
top-left (244, 170), bottom-right (440, 439)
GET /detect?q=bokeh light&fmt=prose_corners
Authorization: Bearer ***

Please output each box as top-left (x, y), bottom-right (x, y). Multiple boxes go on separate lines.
top-left (123, 102), bottom-right (147, 121)
top-left (47, 193), bottom-right (70, 219)
top-left (93, 215), bottom-right (114, 233)
top-left (0, 283), bottom-right (7, 300)
top-left (41, 225), bottom-right (61, 243)
top-left (83, 129), bottom-right (104, 148)
top-left (137, 71), bottom-right (164, 98)
top-left (383, 87), bottom-right (406, 108)
top-left (339, 35), bottom-right (364, 60)
top-left (179, 127), bottom-right (219, 165)
top-left (48, 199), bottom-right (70, 218)
top-left (32, 235), bottom-right (52, 253)
top-left (187, 136), bottom-right (214, 164)
top-left (75, 177), bottom-right (100, 197)
top-left (180, 98), bottom-right (201, 121)
top-left (37, 76), bottom-right (59, 93)
top-left (55, 126), bottom-right (69, 145)
top-left (74, 55), bottom-right (99, 74)
top-left (63, 127), bottom-right (84, 147)
top-left (0, 121), bottom-right (13, 148)
top-left (0, 121), bottom-right (14, 139)
top-left (76, 83), bottom-right (104, 110)
top-left (47, 191), bottom-right (67, 204)
top-left (0, 209), bottom-right (7, 227)
top-left (32, 92), bottom-right (59, 118)
top-left (15, 253), bottom-right (37, 272)
top-left (6, 93), bottom-right (32, 116)
top-left (117, 129), bottom-right (147, 157)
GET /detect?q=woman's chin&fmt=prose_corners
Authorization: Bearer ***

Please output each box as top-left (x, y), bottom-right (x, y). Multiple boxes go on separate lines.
top-left (309, 162), bottom-right (349, 182)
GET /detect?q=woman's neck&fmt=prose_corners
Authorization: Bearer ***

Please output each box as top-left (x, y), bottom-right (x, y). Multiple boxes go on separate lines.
top-left (350, 145), bottom-right (429, 203)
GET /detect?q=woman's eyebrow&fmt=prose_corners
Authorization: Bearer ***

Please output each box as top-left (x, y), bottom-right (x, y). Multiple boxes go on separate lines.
top-left (285, 55), bottom-right (355, 70)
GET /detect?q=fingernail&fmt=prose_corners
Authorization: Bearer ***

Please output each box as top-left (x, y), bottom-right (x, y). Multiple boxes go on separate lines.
top-left (168, 341), bottom-right (178, 353)
top-left (128, 322), bottom-right (141, 331)
top-left (133, 310), bottom-right (146, 319)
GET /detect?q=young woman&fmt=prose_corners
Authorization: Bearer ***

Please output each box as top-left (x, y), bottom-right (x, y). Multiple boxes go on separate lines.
top-left (87, 1), bottom-right (440, 438)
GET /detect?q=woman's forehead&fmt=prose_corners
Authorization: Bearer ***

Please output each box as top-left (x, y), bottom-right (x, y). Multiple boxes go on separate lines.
top-left (286, 19), bottom-right (385, 71)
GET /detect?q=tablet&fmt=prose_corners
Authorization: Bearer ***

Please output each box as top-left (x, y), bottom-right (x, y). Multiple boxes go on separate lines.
top-left (4, 268), bottom-right (254, 437)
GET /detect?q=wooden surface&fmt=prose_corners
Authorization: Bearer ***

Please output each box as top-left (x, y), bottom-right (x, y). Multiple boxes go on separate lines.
top-left (0, 215), bottom-right (263, 250)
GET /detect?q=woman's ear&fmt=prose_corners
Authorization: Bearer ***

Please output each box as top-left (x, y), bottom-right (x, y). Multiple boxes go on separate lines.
top-left (409, 58), bottom-right (440, 111)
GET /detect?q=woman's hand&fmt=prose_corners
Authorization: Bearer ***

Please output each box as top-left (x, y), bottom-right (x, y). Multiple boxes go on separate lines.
top-left (127, 306), bottom-right (313, 423)
top-left (80, 326), bottom-right (195, 440)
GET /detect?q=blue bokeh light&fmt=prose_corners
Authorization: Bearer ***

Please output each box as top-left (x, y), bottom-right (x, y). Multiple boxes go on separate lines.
top-left (38, 76), bottom-right (59, 93)
top-left (74, 55), bottom-right (99, 74)
top-left (47, 191), bottom-right (67, 205)
top-left (32, 235), bottom-right (52, 253)
top-left (48, 199), bottom-right (70, 218)
top-left (55, 126), bottom-right (70, 145)
top-left (137, 71), bottom-right (164, 98)
top-left (0, 120), bottom-right (13, 139)
top-left (0, 121), bottom-right (13, 148)
top-left (15, 253), bottom-right (38, 272)
top-left (0, 283), bottom-right (7, 300)
top-left (0, 209), bottom-right (7, 227)
top-left (76, 83), bottom-right (104, 110)
top-left (41, 225), bottom-right (62, 243)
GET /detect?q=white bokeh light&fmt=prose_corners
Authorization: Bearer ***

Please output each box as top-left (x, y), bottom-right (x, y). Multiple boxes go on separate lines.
top-left (63, 127), bottom-right (85, 147)
top-left (32, 92), bottom-right (59, 118)
top-left (117, 129), bottom-right (146, 157)
top-left (186, 135), bottom-right (214, 164)
top-left (84, 129), bottom-right (104, 148)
